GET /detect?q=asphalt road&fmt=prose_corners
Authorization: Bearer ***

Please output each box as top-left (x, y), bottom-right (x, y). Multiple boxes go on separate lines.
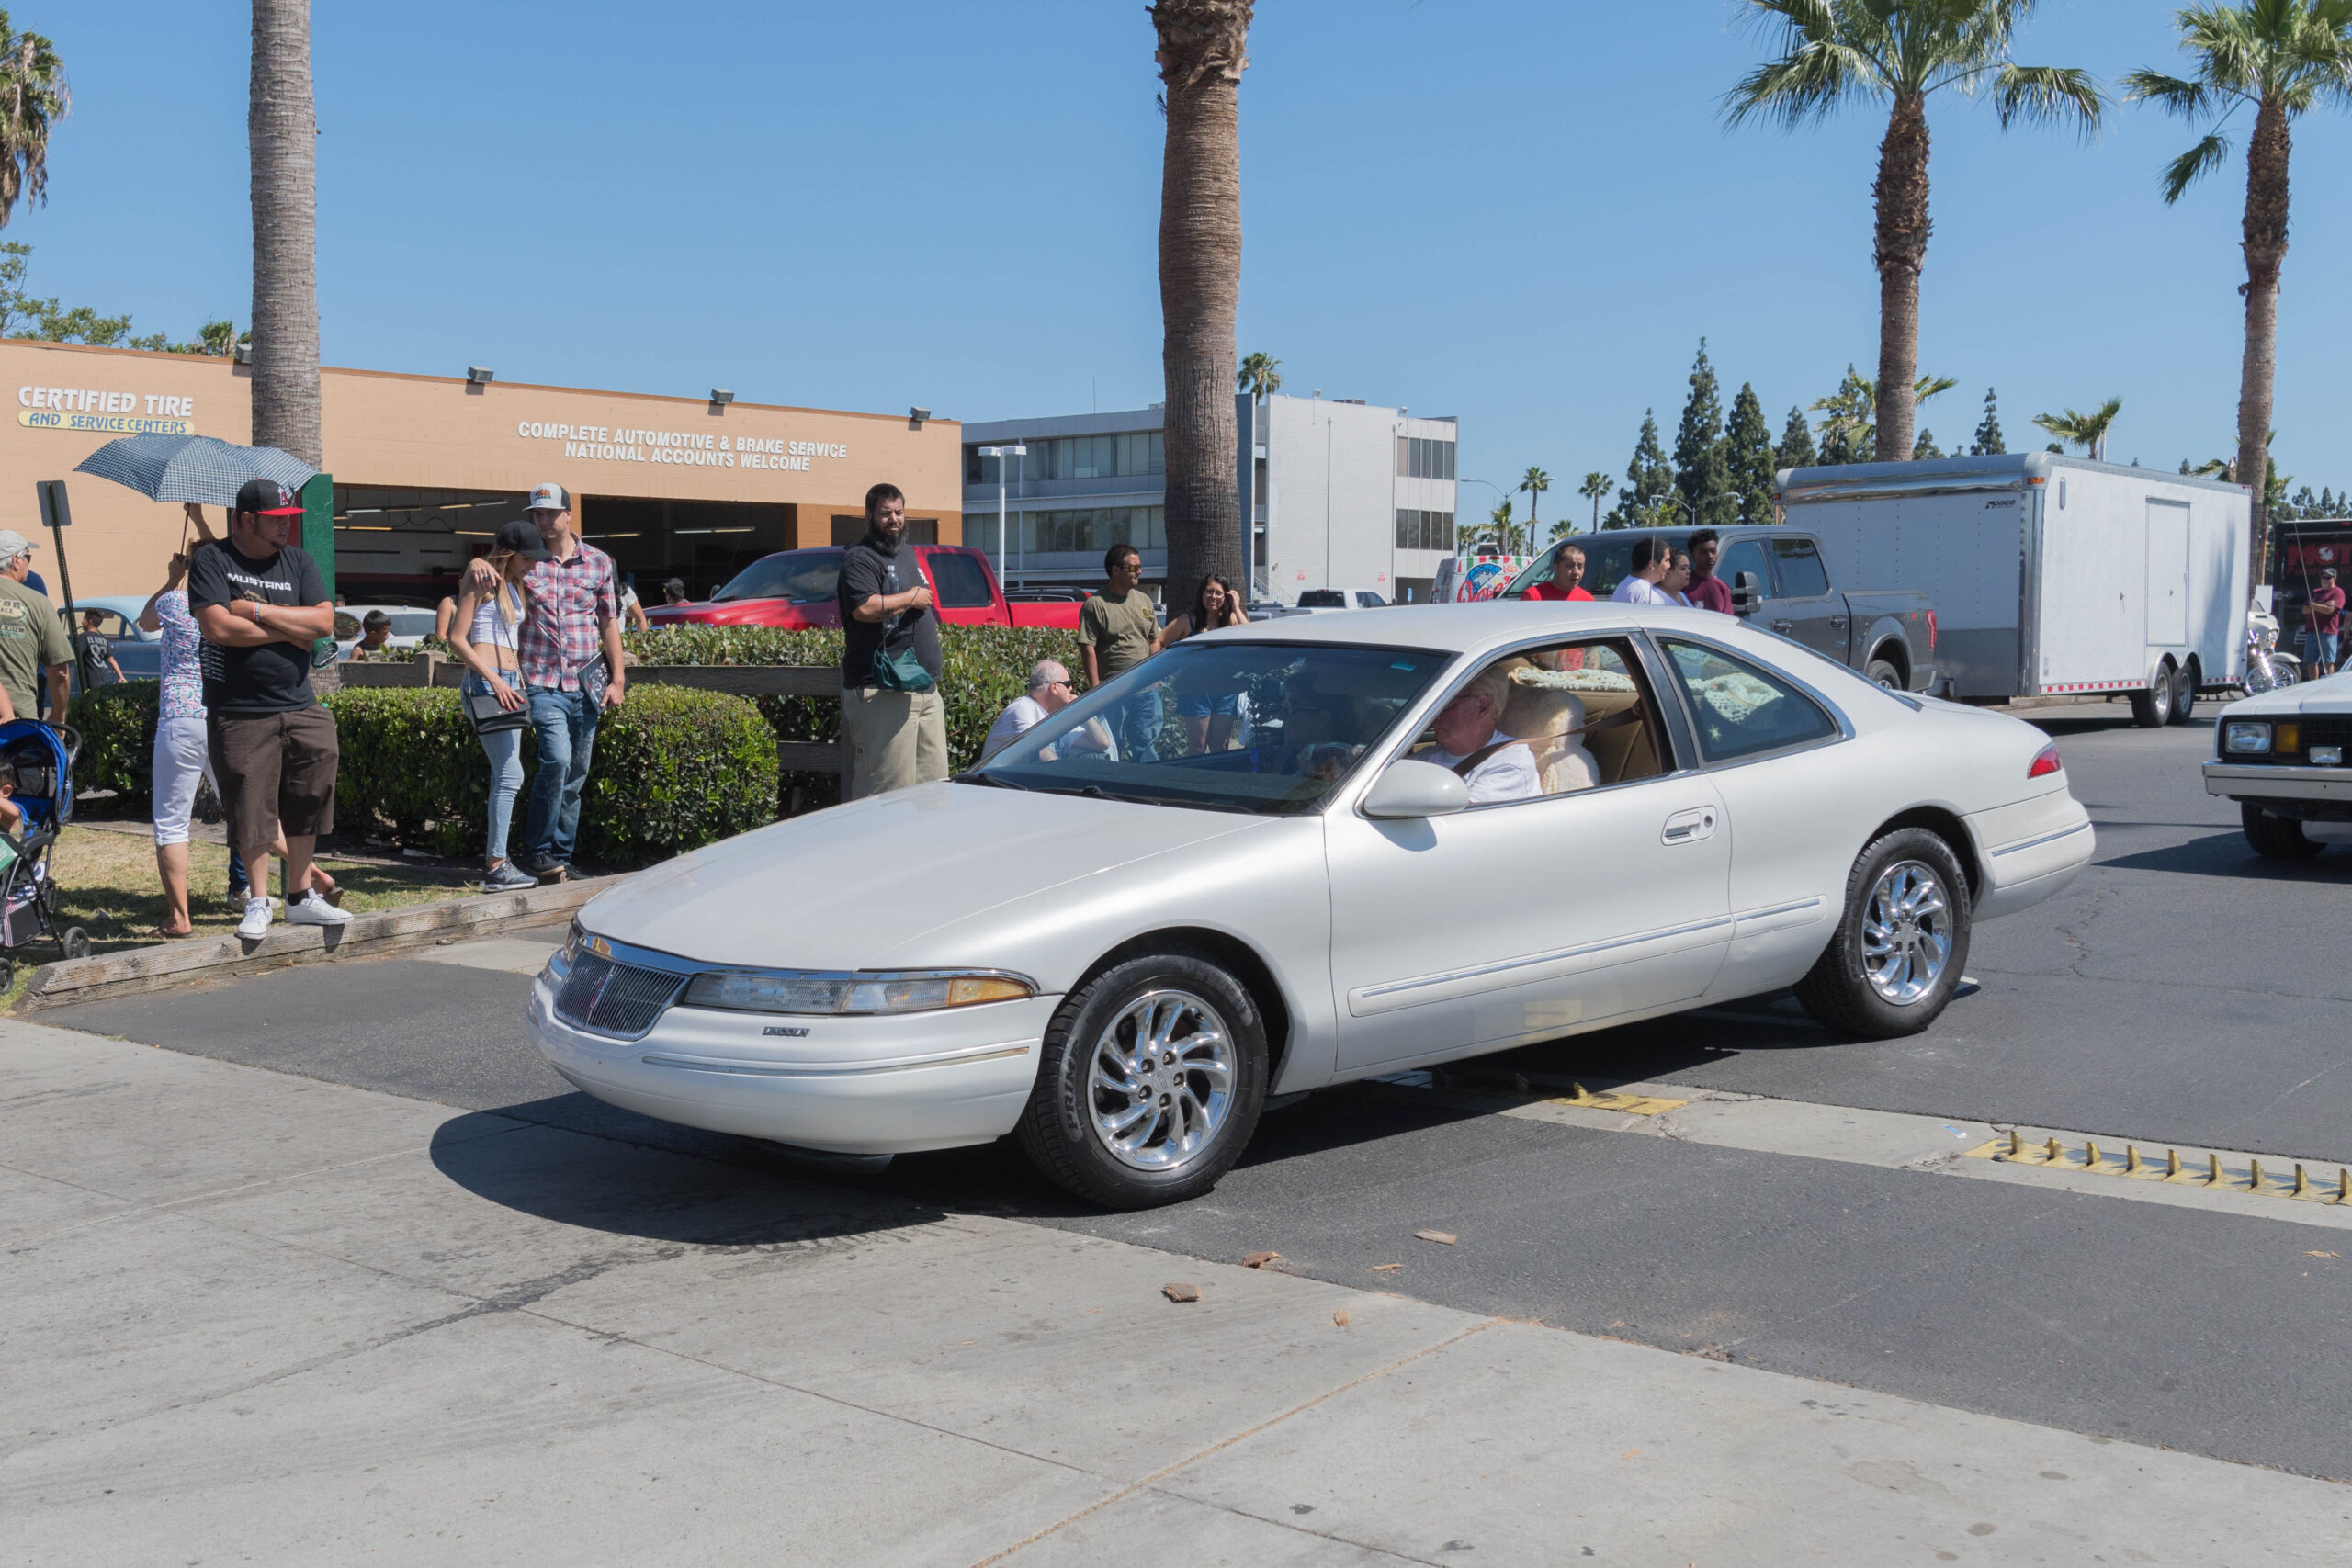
top-left (42, 700), bottom-right (2352, 1481)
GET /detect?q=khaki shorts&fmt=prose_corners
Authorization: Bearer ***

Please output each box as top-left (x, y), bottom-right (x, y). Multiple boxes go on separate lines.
top-left (209, 705), bottom-right (339, 853)
top-left (842, 685), bottom-right (947, 800)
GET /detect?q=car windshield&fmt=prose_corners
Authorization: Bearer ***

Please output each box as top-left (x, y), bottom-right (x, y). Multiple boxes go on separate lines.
top-left (714, 549), bottom-right (842, 604)
top-left (386, 611), bottom-right (436, 637)
top-left (971, 640), bottom-right (1453, 815)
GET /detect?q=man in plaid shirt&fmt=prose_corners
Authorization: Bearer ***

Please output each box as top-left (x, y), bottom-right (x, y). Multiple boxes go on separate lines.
top-left (513, 482), bottom-right (626, 880)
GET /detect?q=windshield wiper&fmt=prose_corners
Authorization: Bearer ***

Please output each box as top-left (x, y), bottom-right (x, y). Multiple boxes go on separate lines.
top-left (951, 772), bottom-right (1031, 791)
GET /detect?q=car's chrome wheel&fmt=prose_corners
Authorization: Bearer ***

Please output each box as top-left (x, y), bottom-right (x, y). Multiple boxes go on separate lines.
top-left (1089, 989), bottom-right (1234, 1170)
top-left (1860, 860), bottom-right (1951, 1006)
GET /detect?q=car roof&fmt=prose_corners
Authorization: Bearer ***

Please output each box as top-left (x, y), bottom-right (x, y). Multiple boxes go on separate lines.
top-left (1197, 600), bottom-right (1768, 657)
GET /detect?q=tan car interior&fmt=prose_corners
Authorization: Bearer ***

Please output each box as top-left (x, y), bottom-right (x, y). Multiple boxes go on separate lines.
top-left (1428, 639), bottom-right (1668, 795)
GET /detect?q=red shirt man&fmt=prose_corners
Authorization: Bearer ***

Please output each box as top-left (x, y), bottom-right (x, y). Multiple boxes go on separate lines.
top-left (2308, 569), bottom-right (2346, 635)
top-left (1685, 529), bottom-right (1735, 615)
top-left (1523, 545), bottom-right (1594, 602)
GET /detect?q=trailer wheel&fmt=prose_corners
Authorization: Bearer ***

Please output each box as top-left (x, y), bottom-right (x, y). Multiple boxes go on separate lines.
top-left (2130, 663), bottom-right (2174, 728)
top-left (2168, 660), bottom-right (2199, 725)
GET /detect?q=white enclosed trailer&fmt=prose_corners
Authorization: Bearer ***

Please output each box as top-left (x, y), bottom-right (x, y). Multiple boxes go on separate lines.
top-left (1775, 452), bottom-right (2248, 725)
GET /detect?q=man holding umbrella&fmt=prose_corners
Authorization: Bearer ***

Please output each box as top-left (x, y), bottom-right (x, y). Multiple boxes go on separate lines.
top-left (187, 479), bottom-right (350, 940)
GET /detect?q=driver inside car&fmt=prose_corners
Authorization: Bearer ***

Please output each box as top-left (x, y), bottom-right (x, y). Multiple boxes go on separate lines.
top-left (1419, 663), bottom-right (1540, 805)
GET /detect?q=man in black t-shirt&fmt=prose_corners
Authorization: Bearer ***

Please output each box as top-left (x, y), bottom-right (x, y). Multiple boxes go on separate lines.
top-left (187, 479), bottom-right (351, 941)
top-left (836, 481), bottom-right (945, 799)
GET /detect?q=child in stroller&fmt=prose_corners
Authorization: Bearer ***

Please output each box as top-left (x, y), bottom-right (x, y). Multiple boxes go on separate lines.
top-left (0, 718), bottom-right (90, 988)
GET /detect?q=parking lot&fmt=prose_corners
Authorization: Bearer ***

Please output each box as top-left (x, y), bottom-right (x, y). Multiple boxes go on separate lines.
top-left (12, 698), bottom-right (2352, 1562)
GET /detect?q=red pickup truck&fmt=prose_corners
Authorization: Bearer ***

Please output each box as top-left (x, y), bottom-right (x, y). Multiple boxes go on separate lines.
top-left (643, 545), bottom-right (1084, 631)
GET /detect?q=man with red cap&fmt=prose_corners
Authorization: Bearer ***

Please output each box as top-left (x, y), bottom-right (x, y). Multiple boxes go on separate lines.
top-left (187, 479), bottom-right (350, 940)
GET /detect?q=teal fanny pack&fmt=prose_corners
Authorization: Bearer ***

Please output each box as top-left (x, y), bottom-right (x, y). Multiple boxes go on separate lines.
top-left (871, 639), bottom-right (933, 693)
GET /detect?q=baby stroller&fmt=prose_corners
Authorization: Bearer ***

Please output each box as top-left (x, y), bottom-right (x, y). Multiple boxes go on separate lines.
top-left (0, 719), bottom-right (89, 987)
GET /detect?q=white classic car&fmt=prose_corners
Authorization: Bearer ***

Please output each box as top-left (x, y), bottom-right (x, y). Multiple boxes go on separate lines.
top-left (528, 604), bottom-right (2094, 1209)
top-left (2204, 667), bottom-right (2352, 857)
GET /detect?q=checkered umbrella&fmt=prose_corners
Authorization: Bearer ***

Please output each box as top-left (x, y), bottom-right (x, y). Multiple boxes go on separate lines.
top-left (72, 434), bottom-right (319, 507)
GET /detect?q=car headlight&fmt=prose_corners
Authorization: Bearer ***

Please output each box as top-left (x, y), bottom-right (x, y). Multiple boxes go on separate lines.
top-left (683, 969), bottom-right (1035, 1015)
top-left (2223, 720), bottom-right (2272, 754)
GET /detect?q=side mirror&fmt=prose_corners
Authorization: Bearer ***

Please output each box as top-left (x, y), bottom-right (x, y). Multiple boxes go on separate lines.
top-left (1732, 570), bottom-right (1762, 615)
top-left (1362, 758), bottom-right (1472, 819)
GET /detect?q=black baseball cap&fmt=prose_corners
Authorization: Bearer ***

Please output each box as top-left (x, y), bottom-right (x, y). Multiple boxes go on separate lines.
top-left (235, 479), bottom-right (306, 516)
top-left (493, 518), bottom-right (554, 560)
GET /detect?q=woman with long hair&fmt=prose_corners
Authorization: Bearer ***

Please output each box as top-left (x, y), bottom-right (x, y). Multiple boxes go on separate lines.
top-left (448, 523), bottom-right (542, 891)
top-left (1155, 572), bottom-right (1250, 752)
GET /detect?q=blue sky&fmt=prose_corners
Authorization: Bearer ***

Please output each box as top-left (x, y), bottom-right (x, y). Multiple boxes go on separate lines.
top-left (20, 1), bottom-right (2352, 506)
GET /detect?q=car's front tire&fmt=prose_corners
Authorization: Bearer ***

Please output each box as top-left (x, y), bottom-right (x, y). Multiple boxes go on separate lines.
top-left (2242, 803), bottom-right (2324, 860)
top-left (1795, 828), bottom-right (1973, 1039)
top-left (1015, 949), bottom-right (1268, 1209)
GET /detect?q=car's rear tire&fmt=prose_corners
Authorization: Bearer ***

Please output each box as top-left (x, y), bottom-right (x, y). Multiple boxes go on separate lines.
top-left (2169, 660), bottom-right (2198, 725)
top-left (1865, 658), bottom-right (1904, 691)
top-left (1795, 828), bottom-right (1973, 1039)
top-left (2130, 664), bottom-right (2174, 728)
top-left (1015, 949), bottom-right (1268, 1209)
top-left (2242, 803), bottom-right (2324, 860)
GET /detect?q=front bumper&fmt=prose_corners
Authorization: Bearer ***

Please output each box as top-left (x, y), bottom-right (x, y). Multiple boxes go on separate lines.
top-left (527, 975), bottom-right (1057, 1155)
top-left (2203, 761), bottom-right (2352, 812)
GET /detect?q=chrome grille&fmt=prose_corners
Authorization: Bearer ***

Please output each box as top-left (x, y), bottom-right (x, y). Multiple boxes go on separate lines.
top-left (553, 950), bottom-right (687, 1040)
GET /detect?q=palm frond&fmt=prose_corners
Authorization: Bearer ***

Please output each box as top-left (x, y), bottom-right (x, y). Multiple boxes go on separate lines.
top-left (1722, 40), bottom-right (1883, 128)
top-left (1994, 62), bottom-right (2107, 137)
top-left (2120, 67), bottom-right (2215, 117)
top-left (1915, 374), bottom-right (1961, 403)
top-left (2158, 130), bottom-right (2232, 204)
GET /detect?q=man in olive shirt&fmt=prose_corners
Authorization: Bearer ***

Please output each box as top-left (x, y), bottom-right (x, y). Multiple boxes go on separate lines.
top-left (0, 530), bottom-right (70, 724)
top-left (1079, 544), bottom-right (1161, 762)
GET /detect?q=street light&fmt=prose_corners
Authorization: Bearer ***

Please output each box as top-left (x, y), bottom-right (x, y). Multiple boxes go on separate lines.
top-left (978, 445), bottom-right (1027, 587)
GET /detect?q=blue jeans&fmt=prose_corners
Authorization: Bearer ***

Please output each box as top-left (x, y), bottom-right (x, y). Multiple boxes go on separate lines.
top-left (524, 685), bottom-right (600, 866)
top-left (469, 674), bottom-right (527, 863)
top-left (1121, 685), bottom-right (1164, 764)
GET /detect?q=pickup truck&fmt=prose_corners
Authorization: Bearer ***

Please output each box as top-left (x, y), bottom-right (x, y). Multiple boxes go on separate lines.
top-left (645, 544), bottom-right (1084, 632)
top-left (1499, 526), bottom-right (1939, 692)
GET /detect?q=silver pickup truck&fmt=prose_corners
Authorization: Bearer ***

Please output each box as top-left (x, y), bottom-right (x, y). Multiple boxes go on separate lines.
top-left (1500, 527), bottom-right (1939, 692)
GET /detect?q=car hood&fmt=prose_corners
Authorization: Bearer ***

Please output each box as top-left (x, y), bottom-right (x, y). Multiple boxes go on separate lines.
top-left (576, 781), bottom-right (1269, 970)
top-left (2219, 667), bottom-right (2352, 718)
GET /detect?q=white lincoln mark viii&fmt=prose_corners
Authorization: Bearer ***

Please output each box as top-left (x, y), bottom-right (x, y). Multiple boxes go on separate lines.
top-left (528, 604), bottom-right (2094, 1209)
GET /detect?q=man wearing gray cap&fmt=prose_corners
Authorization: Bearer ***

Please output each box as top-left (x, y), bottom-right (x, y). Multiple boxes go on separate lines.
top-left (0, 529), bottom-right (70, 724)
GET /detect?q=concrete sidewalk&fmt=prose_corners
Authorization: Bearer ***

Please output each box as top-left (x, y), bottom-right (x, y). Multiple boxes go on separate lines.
top-left (4, 1021), bottom-right (2343, 1566)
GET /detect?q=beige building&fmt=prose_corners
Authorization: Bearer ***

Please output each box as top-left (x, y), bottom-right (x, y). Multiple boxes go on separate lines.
top-left (2, 337), bottom-right (964, 603)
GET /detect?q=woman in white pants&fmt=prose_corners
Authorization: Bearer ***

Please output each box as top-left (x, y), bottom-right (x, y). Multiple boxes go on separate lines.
top-left (140, 540), bottom-right (219, 938)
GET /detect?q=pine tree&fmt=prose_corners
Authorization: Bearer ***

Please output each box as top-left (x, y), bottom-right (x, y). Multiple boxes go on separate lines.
top-left (1673, 339), bottom-right (1734, 526)
top-left (1724, 382), bottom-right (1777, 525)
top-left (1776, 405), bottom-right (1816, 472)
top-left (1970, 388), bottom-right (2006, 456)
top-left (1913, 429), bottom-right (1943, 460)
top-left (1609, 410), bottom-right (1674, 529)
top-left (1813, 366), bottom-right (1875, 464)
top-left (2322, 487), bottom-right (2339, 517)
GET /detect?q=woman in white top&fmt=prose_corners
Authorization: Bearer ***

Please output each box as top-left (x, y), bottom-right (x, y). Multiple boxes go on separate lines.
top-left (449, 526), bottom-right (539, 892)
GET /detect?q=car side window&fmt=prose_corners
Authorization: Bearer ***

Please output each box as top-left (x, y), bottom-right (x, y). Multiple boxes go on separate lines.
top-left (1770, 538), bottom-right (1830, 598)
top-left (1407, 638), bottom-right (1673, 803)
top-left (1718, 539), bottom-right (1770, 600)
top-left (924, 550), bottom-right (997, 609)
top-left (1661, 639), bottom-right (1840, 763)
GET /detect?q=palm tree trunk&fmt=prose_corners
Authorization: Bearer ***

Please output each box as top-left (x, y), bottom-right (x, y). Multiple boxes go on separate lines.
top-left (1155, 1), bottom-right (1250, 603)
top-left (1871, 92), bottom-right (1931, 466)
top-left (250, 0), bottom-right (322, 468)
top-left (2236, 95), bottom-right (2290, 585)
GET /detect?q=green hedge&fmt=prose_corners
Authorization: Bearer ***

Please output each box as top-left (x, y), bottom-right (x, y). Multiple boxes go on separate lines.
top-left (326, 684), bottom-right (776, 863)
top-left (68, 681), bottom-right (162, 813)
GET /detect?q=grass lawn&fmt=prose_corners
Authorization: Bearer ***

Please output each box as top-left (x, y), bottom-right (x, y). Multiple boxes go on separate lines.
top-left (26, 825), bottom-right (481, 959)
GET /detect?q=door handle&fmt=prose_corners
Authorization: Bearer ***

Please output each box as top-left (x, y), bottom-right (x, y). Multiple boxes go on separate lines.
top-left (1770, 618), bottom-right (1794, 633)
top-left (1830, 615), bottom-right (1848, 629)
top-left (1661, 806), bottom-right (1719, 845)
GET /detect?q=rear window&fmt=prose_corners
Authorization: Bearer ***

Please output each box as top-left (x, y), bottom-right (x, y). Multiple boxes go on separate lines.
top-left (1296, 589), bottom-right (1346, 607)
top-left (1662, 638), bottom-right (1840, 762)
top-left (924, 550), bottom-right (997, 609)
top-left (714, 549), bottom-right (843, 604)
top-left (387, 612), bottom-right (436, 637)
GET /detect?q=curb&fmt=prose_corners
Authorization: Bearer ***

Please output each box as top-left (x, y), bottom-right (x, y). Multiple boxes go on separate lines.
top-left (17, 874), bottom-right (619, 1011)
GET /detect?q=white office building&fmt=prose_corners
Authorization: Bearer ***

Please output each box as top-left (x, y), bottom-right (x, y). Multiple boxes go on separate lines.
top-left (961, 392), bottom-right (1458, 604)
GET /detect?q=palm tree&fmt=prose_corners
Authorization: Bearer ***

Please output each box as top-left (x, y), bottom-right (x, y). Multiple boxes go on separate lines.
top-left (1236, 350), bottom-right (1282, 401)
top-left (2126, 2), bottom-right (2352, 582)
top-left (1154, 0), bottom-right (1253, 598)
top-left (0, 14), bottom-right (65, 228)
top-left (1520, 466), bottom-right (1551, 527)
top-left (1724, 2), bottom-right (2104, 463)
top-left (250, 0), bottom-right (322, 468)
top-left (1578, 470), bottom-right (1611, 530)
top-left (1811, 366), bottom-right (1959, 462)
top-left (2031, 397), bottom-right (2124, 460)
top-left (1486, 498), bottom-right (1526, 555)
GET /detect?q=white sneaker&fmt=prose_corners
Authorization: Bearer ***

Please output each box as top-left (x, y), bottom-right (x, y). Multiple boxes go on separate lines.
top-left (236, 896), bottom-right (273, 940)
top-left (287, 889), bottom-right (353, 927)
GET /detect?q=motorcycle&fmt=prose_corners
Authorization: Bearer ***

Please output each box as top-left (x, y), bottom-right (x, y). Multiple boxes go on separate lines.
top-left (2245, 606), bottom-right (2301, 694)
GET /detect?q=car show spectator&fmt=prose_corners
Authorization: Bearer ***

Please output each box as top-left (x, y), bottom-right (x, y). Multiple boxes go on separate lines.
top-left (341, 610), bottom-right (394, 661)
top-left (1610, 538), bottom-right (1674, 605)
top-left (1080, 545), bottom-right (1161, 761)
top-left (2305, 568), bottom-right (2344, 676)
top-left (448, 520), bottom-right (544, 892)
top-left (513, 482), bottom-right (626, 880)
top-left (662, 577), bottom-right (689, 605)
top-left (187, 479), bottom-right (350, 940)
top-left (979, 660), bottom-right (1114, 763)
top-left (137, 542), bottom-right (225, 939)
top-left (77, 609), bottom-right (125, 689)
top-left (1523, 546), bottom-right (1593, 602)
top-left (1662, 549), bottom-right (1695, 606)
top-left (0, 529), bottom-right (69, 725)
top-left (1156, 573), bottom-right (1250, 752)
top-left (1685, 529), bottom-right (1735, 615)
top-left (1421, 662), bottom-right (1540, 805)
top-left (620, 573), bottom-right (650, 632)
top-left (838, 482), bottom-right (945, 800)
top-left (433, 594), bottom-right (458, 643)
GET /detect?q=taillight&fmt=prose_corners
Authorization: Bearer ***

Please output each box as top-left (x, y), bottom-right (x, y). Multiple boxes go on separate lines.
top-left (2028, 742), bottom-right (2061, 779)
top-left (1925, 610), bottom-right (1938, 651)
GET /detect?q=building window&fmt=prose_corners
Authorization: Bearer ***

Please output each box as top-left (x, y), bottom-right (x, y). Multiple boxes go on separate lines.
top-left (1035, 431), bottom-right (1164, 481)
top-left (1014, 505), bottom-right (1168, 555)
top-left (1394, 508), bottom-right (1456, 552)
top-left (1396, 436), bottom-right (1456, 481)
